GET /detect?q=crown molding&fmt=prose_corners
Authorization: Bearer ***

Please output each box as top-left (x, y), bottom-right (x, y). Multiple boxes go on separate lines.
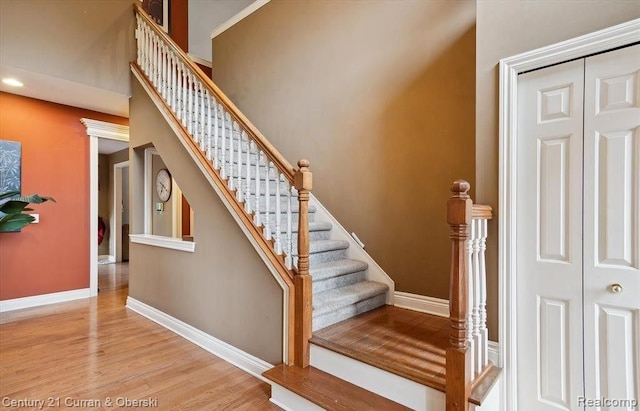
top-left (81, 118), bottom-right (129, 142)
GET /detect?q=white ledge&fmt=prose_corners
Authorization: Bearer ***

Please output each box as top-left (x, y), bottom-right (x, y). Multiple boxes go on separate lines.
top-left (130, 234), bottom-right (196, 253)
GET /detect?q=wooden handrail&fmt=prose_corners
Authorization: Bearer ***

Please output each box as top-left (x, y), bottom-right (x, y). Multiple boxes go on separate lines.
top-left (134, 4), bottom-right (296, 181)
top-left (471, 205), bottom-right (492, 220)
top-left (446, 180), bottom-right (472, 411)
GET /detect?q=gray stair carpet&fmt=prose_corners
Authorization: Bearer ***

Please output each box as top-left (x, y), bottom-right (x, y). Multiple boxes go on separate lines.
top-left (201, 115), bottom-right (389, 332)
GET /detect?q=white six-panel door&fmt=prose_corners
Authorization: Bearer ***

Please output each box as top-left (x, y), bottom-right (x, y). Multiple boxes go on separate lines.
top-left (583, 44), bottom-right (640, 410)
top-left (517, 59), bottom-right (586, 411)
top-left (517, 44), bottom-right (640, 411)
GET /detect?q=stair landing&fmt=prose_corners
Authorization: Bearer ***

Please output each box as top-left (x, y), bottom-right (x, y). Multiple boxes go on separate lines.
top-left (311, 305), bottom-right (449, 392)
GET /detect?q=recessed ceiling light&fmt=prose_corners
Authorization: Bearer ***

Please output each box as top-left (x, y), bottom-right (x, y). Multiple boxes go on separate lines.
top-left (2, 78), bottom-right (24, 87)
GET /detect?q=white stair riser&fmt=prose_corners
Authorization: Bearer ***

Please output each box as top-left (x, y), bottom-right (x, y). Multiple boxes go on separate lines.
top-left (269, 384), bottom-right (325, 411)
top-left (310, 344), bottom-right (445, 411)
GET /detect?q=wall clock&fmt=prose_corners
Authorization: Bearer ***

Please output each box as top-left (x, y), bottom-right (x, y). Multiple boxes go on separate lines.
top-left (155, 169), bottom-right (172, 202)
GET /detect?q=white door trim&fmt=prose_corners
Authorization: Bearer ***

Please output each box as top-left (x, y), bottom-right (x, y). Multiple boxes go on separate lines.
top-left (498, 18), bottom-right (640, 411)
top-left (81, 119), bottom-right (130, 296)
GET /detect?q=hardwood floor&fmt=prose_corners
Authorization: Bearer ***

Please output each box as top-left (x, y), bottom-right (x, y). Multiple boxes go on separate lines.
top-left (0, 263), bottom-right (280, 410)
top-left (310, 305), bottom-right (449, 392)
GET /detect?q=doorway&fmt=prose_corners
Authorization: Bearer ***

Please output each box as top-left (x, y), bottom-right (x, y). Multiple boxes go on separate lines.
top-left (113, 161), bottom-right (130, 262)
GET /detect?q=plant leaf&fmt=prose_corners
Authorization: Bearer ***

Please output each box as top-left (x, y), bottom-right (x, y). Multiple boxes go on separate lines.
top-left (0, 200), bottom-right (29, 214)
top-left (0, 191), bottom-right (20, 201)
top-left (11, 194), bottom-right (56, 204)
top-left (0, 213), bottom-right (35, 232)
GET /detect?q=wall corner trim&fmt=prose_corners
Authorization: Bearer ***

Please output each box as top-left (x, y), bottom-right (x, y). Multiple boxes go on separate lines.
top-left (126, 297), bottom-right (273, 382)
top-left (210, 0), bottom-right (271, 39)
top-left (129, 234), bottom-right (196, 252)
top-left (188, 54), bottom-right (212, 68)
top-left (0, 288), bottom-right (91, 313)
top-left (81, 118), bottom-right (130, 142)
top-left (393, 291), bottom-right (449, 317)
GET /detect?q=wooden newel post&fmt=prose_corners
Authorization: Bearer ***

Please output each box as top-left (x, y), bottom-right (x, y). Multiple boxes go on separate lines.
top-left (446, 180), bottom-right (472, 411)
top-left (294, 159), bottom-right (313, 367)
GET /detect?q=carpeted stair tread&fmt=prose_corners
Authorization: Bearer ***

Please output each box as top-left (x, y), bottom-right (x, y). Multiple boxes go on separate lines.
top-left (310, 259), bottom-right (368, 282)
top-left (313, 281), bottom-right (389, 316)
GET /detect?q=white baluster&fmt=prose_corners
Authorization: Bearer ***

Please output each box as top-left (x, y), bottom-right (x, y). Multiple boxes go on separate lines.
top-left (193, 79), bottom-right (200, 144)
top-left (135, 16), bottom-right (141, 66)
top-left (253, 151), bottom-right (262, 227)
top-left (188, 73), bottom-right (194, 136)
top-left (155, 34), bottom-right (160, 89)
top-left (479, 218), bottom-right (489, 368)
top-left (161, 44), bottom-right (167, 100)
top-left (144, 25), bottom-right (149, 75)
top-left (263, 161), bottom-right (271, 239)
top-left (200, 85), bottom-right (206, 151)
top-left (206, 90), bottom-right (212, 159)
top-left (245, 140), bottom-right (254, 213)
top-left (150, 33), bottom-right (156, 87)
top-left (228, 121), bottom-right (235, 189)
top-left (181, 64), bottom-right (188, 127)
top-left (213, 102), bottom-right (220, 169)
top-left (227, 116), bottom-right (234, 182)
top-left (472, 219), bottom-right (482, 376)
top-left (285, 184), bottom-right (293, 269)
top-left (274, 172), bottom-right (282, 254)
top-left (236, 129), bottom-right (244, 202)
top-left (220, 109), bottom-right (227, 179)
top-left (466, 226), bottom-right (476, 378)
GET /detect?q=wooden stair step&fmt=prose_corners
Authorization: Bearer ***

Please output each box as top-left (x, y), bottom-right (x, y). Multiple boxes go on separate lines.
top-left (263, 364), bottom-right (410, 411)
top-left (311, 305), bottom-right (448, 392)
top-left (310, 305), bottom-right (502, 406)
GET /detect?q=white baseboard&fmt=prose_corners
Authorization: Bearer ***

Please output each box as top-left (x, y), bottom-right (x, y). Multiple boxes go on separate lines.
top-left (394, 291), bottom-right (449, 317)
top-left (126, 297), bottom-right (273, 382)
top-left (0, 288), bottom-right (91, 313)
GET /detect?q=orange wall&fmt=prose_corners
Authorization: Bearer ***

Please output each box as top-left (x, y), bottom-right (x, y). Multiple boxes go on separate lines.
top-left (0, 92), bottom-right (128, 300)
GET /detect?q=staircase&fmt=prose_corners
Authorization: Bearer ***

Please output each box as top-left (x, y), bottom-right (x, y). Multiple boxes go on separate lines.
top-left (133, 6), bottom-right (500, 411)
top-left (181, 80), bottom-right (390, 333)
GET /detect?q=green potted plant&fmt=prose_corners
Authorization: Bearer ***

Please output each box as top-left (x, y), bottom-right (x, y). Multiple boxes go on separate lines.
top-left (0, 190), bottom-right (55, 232)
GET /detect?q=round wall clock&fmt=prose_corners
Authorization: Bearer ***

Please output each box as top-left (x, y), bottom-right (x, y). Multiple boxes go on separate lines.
top-left (155, 169), bottom-right (172, 202)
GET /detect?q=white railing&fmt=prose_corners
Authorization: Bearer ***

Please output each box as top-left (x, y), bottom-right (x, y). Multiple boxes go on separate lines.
top-left (135, 10), bottom-right (300, 270)
top-left (467, 212), bottom-right (489, 378)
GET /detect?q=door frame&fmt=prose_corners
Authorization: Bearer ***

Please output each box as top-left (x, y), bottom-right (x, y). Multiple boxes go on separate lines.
top-left (112, 161), bottom-right (129, 262)
top-left (81, 119), bottom-right (130, 297)
top-left (498, 19), bottom-right (640, 411)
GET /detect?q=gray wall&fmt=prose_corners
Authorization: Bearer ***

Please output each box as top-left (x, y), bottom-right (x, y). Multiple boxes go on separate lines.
top-left (129, 78), bottom-right (283, 364)
top-left (212, 0), bottom-right (476, 303)
top-left (475, 0), bottom-right (640, 339)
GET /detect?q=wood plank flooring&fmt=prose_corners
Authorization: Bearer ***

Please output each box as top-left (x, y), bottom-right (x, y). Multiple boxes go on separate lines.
top-left (310, 305), bottom-right (449, 392)
top-left (0, 263), bottom-right (280, 410)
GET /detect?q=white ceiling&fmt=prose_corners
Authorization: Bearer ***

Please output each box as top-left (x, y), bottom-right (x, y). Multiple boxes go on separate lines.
top-left (0, 64), bottom-right (130, 118)
top-left (98, 138), bottom-right (129, 155)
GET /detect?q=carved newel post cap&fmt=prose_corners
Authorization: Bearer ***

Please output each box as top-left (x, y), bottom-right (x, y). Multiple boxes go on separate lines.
top-left (451, 180), bottom-right (470, 195)
top-left (298, 159), bottom-right (310, 170)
